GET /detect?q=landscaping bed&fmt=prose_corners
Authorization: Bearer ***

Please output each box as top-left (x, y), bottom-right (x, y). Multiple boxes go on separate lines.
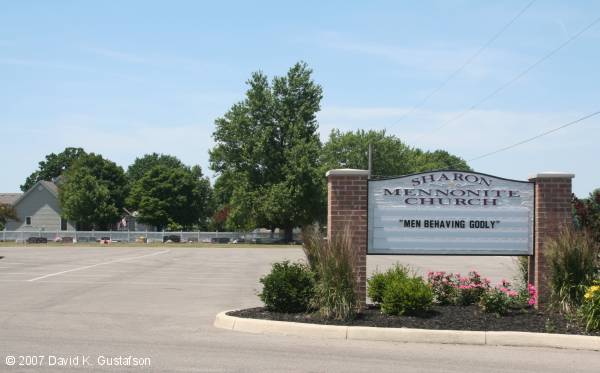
top-left (247, 227), bottom-right (600, 338)
top-left (228, 305), bottom-right (600, 336)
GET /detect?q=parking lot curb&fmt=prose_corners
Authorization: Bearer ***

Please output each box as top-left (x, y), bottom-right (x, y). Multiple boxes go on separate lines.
top-left (214, 311), bottom-right (600, 351)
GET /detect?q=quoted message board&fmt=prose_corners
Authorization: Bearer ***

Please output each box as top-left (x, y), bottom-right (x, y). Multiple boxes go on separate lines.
top-left (368, 171), bottom-right (534, 255)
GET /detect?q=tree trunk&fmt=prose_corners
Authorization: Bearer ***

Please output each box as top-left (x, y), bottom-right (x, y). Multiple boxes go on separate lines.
top-left (284, 227), bottom-right (294, 243)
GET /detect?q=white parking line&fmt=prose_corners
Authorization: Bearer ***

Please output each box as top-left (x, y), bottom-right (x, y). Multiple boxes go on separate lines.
top-left (27, 250), bottom-right (170, 282)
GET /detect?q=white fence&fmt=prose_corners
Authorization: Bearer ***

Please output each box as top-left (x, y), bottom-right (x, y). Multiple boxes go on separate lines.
top-left (0, 230), bottom-right (300, 244)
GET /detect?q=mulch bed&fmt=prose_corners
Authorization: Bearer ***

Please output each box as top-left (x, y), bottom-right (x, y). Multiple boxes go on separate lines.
top-left (228, 305), bottom-right (600, 336)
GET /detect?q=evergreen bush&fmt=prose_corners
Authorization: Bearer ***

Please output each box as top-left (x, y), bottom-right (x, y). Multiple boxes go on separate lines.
top-left (367, 264), bottom-right (409, 304)
top-left (259, 261), bottom-right (314, 313)
top-left (380, 276), bottom-right (433, 316)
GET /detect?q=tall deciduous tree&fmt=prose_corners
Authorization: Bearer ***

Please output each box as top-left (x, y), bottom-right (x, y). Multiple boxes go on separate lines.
top-left (126, 164), bottom-right (211, 230)
top-left (126, 153), bottom-right (185, 182)
top-left (321, 129), bottom-right (470, 176)
top-left (210, 62), bottom-right (324, 241)
top-left (573, 189), bottom-right (600, 242)
top-left (21, 147), bottom-right (87, 191)
top-left (59, 153), bottom-right (128, 230)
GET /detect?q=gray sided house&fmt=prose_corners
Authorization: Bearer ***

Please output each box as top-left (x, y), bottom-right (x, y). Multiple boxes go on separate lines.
top-left (3, 181), bottom-right (75, 231)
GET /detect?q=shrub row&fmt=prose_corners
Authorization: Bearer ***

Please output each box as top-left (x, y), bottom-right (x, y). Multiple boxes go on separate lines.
top-left (258, 226), bottom-right (600, 331)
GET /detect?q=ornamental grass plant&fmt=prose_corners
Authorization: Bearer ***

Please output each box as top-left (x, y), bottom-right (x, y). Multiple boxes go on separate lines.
top-left (547, 227), bottom-right (600, 313)
top-left (302, 225), bottom-right (359, 320)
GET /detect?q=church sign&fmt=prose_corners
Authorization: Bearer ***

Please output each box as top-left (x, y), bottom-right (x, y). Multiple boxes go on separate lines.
top-left (367, 171), bottom-right (534, 255)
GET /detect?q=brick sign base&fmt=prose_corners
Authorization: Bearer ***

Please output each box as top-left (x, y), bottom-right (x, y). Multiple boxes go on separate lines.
top-left (326, 169), bottom-right (574, 308)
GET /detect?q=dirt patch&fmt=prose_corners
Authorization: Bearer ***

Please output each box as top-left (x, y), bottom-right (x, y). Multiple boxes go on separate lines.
top-left (228, 305), bottom-right (599, 336)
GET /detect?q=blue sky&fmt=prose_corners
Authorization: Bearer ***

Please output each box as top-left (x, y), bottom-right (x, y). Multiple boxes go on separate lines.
top-left (1, 1), bottom-right (598, 196)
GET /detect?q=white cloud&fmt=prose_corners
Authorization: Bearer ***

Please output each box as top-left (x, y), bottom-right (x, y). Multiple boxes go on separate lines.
top-left (311, 31), bottom-right (533, 80)
top-left (81, 46), bottom-right (153, 64)
top-left (80, 46), bottom-right (211, 72)
top-left (0, 57), bottom-right (143, 81)
top-left (0, 57), bottom-right (96, 72)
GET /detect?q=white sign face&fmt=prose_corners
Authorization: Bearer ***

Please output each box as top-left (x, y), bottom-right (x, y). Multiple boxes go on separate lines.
top-left (368, 171), bottom-right (534, 255)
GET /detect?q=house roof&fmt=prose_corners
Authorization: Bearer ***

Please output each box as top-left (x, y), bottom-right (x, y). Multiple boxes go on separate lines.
top-left (0, 193), bottom-right (22, 205)
top-left (40, 180), bottom-right (59, 197)
top-left (11, 180), bottom-right (59, 207)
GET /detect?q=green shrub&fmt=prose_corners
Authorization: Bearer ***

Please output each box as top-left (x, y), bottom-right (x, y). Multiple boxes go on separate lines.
top-left (303, 225), bottom-right (359, 320)
top-left (368, 264), bottom-right (409, 304)
top-left (479, 288), bottom-right (513, 316)
top-left (547, 227), bottom-right (599, 313)
top-left (381, 276), bottom-right (433, 316)
top-left (367, 272), bottom-right (387, 304)
top-left (579, 283), bottom-right (600, 332)
top-left (259, 261), bottom-right (314, 313)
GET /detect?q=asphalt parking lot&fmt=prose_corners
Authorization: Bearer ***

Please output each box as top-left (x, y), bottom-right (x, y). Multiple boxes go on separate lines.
top-left (0, 246), bottom-right (598, 372)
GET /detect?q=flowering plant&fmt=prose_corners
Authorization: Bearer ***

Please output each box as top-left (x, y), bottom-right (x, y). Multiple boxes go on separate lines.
top-left (479, 280), bottom-right (519, 316)
top-left (478, 279), bottom-right (538, 316)
top-left (428, 269), bottom-right (538, 315)
top-left (579, 283), bottom-right (600, 331)
top-left (456, 271), bottom-right (491, 306)
top-left (427, 270), bottom-right (491, 306)
top-left (518, 283), bottom-right (537, 307)
top-left (426, 271), bottom-right (459, 305)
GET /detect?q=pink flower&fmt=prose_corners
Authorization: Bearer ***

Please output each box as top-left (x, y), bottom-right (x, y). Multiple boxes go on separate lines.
top-left (526, 284), bottom-right (537, 305)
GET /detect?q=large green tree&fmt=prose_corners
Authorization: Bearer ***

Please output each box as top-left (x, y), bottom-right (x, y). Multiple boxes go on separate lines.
top-left (60, 173), bottom-right (119, 230)
top-left (21, 147), bottom-right (87, 191)
top-left (321, 129), bottom-right (471, 176)
top-left (126, 153), bottom-right (185, 182)
top-left (573, 189), bottom-right (600, 242)
top-left (209, 62), bottom-right (324, 240)
top-left (59, 153), bottom-right (128, 230)
top-left (126, 164), bottom-right (211, 230)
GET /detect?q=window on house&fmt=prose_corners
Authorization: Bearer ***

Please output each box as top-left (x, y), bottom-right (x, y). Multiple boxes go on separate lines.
top-left (25, 217), bottom-right (32, 225)
top-left (61, 218), bottom-right (68, 231)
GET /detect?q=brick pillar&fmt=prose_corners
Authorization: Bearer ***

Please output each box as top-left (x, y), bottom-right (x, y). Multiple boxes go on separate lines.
top-left (327, 169), bottom-right (369, 309)
top-left (528, 172), bottom-right (574, 307)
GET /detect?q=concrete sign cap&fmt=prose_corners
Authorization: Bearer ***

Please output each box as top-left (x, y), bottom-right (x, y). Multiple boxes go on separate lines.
top-left (528, 172), bottom-right (575, 179)
top-left (326, 169), bottom-right (369, 177)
